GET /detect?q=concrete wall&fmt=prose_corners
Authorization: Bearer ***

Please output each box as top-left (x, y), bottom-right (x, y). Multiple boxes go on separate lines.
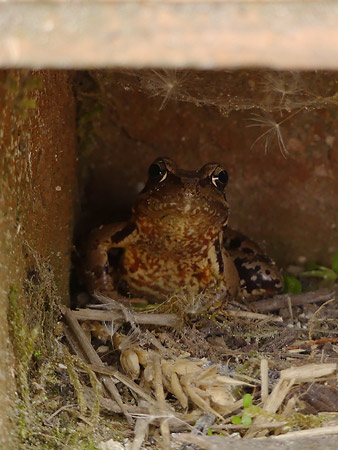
top-left (0, 70), bottom-right (77, 445)
top-left (77, 69), bottom-right (338, 269)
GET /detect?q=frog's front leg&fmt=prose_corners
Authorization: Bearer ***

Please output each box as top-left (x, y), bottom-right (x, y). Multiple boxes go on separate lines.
top-left (84, 222), bottom-right (136, 296)
top-left (223, 227), bottom-right (284, 298)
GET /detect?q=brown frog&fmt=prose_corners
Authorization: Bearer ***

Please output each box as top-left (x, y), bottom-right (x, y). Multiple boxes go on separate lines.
top-left (84, 157), bottom-right (283, 302)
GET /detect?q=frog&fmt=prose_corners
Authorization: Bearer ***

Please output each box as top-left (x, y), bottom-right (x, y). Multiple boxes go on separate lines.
top-left (84, 157), bottom-right (284, 303)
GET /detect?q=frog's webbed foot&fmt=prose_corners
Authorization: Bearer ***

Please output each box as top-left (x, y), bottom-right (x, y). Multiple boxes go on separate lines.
top-left (223, 227), bottom-right (284, 299)
top-left (83, 222), bottom-right (134, 296)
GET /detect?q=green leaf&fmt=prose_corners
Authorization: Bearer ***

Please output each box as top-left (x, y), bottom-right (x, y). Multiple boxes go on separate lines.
top-left (332, 251), bottom-right (338, 274)
top-left (249, 405), bottom-right (260, 414)
top-left (241, 414), bottom-right (252, 427)
top-left (231, 416), bottom-right (242, 425)
top-left (283, 274), bottom-right (302, 294)
top-left (206, 428), bottom-right (213, 436)
top-left (324, 269), bottom-right (338, 282)
top-left (243, 393), bottom-right (253, 409)
top-left (302, 268), bottom-right (337, 281)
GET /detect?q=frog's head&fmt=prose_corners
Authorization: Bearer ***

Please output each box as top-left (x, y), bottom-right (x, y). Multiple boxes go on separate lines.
top-left (133, 157), bottom-right (230, 244)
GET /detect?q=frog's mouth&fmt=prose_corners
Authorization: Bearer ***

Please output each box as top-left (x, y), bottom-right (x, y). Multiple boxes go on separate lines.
top-left (137, 205), bottom-right (228, 232)
top-left (136, 198), bottom-right (227, 219)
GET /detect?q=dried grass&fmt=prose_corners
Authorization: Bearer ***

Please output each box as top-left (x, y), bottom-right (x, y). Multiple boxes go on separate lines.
top-left (61, 286), bottom-right (338, 448)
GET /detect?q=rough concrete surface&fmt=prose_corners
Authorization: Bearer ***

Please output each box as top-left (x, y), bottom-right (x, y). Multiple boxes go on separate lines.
top-left (1, 2), bottom-right (338, 69)
top-left (174, 433), bottom-right (338, 450)
top-left (0, 70), bottom-right (77, 445)
top-left (77, 69), bottom-right (338, 269)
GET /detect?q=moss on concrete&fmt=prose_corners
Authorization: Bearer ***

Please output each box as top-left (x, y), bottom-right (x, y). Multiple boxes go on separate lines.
top-left (0, 69), bottom-right (77, 447)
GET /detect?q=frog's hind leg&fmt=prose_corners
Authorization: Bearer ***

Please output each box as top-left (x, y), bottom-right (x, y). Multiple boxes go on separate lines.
top-left (223, 227), bottom-right (284, 299)
top-left (83, 222), bottom-right (136, 297)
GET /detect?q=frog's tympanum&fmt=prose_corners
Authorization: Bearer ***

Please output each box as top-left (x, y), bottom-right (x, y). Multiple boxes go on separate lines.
top-left (84, 158), bottom-right (283, 302)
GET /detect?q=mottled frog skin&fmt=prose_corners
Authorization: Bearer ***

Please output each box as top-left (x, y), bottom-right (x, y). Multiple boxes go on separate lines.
top-left (84, 158), bottom-right (283, 302)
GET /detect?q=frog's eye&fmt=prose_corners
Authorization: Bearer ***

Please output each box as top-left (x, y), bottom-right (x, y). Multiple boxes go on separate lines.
top-left (211, 168), bottom-right (228, 190)
top-left (148, 161), bottom-right (168, 182)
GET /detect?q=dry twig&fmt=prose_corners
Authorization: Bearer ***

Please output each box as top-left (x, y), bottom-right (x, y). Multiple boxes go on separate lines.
top-left (72, 308), bottom-right (178, 327)
top-left (287, 337), bottom-right (338, 350)
top-left (61, 305), bottom-right (133, 425)
top-left (226, 309), bottom-right (283, 323)
top-left (260, 359), bottom-right (269, 403)
top-left (252, 288), bottom-right (336, 313)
